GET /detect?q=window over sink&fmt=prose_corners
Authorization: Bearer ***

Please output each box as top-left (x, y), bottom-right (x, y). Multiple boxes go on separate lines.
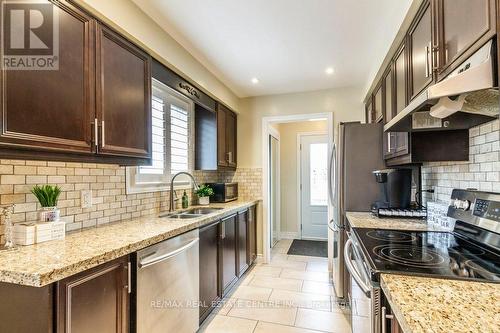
top-left (126, 79), bottom-right (194, 194)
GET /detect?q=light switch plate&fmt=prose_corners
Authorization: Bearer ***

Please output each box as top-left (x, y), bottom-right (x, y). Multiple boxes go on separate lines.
top-left (81, 190), bottom-right (93, 209)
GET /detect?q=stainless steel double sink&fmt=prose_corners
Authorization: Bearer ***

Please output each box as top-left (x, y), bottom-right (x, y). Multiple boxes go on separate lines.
top-left (160, 207), bottom-right (223, 219)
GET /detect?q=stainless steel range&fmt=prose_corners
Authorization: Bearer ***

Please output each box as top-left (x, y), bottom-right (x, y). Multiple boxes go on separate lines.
top-left (344, 189), bottom-right (500, 333)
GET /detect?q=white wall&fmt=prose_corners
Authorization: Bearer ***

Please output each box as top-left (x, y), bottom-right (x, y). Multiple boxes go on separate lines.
top-left (238, 87), bottom-right (365, 168)
top-left (276, 121), bottom-right (328, 235)
top-left (74, 0), bottom-right (240, 111)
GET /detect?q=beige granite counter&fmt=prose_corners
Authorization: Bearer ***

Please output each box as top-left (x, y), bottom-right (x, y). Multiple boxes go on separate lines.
top-left (0, 200), bottom-right (259, 287)
top-left (381, 274), bottom-right (500, 333)
top-left (346, 212), bottom-right (448, 231)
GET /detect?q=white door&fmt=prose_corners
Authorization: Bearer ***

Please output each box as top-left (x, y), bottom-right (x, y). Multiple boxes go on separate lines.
top-left (300, 134), bottom-right (328, 240)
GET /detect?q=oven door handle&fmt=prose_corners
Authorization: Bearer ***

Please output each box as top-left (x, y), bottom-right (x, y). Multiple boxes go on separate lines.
top-left (344, 238), bottom-right (371, 297)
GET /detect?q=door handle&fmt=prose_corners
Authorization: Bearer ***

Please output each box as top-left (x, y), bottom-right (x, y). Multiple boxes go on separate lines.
top-left (328, 143), bottom-right (336, 206)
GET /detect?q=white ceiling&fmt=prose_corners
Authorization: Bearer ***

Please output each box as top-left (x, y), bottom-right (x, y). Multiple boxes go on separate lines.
top-left (133, 0), bottom-right (412, 97)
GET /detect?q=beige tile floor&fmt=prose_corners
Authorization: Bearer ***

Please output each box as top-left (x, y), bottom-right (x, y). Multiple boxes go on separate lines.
top-left (199, 239), bottom-right (353, 333)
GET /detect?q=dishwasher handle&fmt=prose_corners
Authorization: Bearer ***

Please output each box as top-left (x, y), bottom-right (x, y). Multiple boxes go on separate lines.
top-left (139, 238), bottom-right (199, 269)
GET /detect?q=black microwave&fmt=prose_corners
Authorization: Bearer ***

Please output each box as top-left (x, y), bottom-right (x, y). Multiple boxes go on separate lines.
top-left (206, 183), bottom-right (238, 203)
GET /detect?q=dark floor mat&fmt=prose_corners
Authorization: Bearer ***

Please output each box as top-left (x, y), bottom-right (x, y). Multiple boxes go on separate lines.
top-left (287, 239), bottom-right (328, 258)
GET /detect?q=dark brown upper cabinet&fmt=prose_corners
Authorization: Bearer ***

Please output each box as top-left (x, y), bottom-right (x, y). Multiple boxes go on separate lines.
top-left (0, 0), bottom-right (95, 155)
top-left (96, 24), bottom-right (152, 159)
top-left (394, 42), bottom-right (408, 114)
top-left (0, 0), bottom-right (152, 165)
top-left (382, 66), bottom-right (396, 159)
top-left (195, 104), bottom-right (218, 170)
top-left (217, 103), bottom-right (237, 169)
top-left (365, 97), bottom-right (374, 123)
top-left (374, 84), bottom-right (384, 123)
top-left (408, 1), bottom-right (434, 100)
top-left (435, 0), bottom-right (496, 80)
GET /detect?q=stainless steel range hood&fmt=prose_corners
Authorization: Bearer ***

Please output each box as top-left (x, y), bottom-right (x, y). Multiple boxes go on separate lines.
top-left (385, 40), bottom-right (499, 132)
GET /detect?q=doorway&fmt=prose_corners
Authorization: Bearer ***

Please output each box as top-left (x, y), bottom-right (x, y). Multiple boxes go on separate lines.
top-left (261, 113), bottom-right (334, 263)
top-left (269, 129), bottom-right (280, 248)
top-left (299, 134), bottom-right (328, 240)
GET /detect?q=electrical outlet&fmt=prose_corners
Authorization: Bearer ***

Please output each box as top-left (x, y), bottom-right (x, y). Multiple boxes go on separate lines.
top-left (81, 190), bottom-right (93, 209)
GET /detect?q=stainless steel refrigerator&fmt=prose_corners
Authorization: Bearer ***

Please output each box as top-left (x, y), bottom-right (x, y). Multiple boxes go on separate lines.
top-left (328, 122), bottom-right (384, 302)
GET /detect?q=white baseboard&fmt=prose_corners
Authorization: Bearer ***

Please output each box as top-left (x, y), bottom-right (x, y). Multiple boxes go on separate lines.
top-left (279, 232), bottom-right (299, 239)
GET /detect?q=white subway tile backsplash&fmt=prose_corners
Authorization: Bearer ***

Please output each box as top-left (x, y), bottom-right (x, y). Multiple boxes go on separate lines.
top-left (422, 120), bottom-right (500, 204)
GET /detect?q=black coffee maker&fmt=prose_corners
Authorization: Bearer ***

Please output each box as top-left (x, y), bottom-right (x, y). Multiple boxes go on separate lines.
top-left (371, 169), bottom-right (412, 211)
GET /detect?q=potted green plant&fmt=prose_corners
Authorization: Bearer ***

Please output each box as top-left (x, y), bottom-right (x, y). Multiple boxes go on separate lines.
top-left (31, 185), bottom-right (62, 222)
top-left (195, 184), bottom-right (214, 206)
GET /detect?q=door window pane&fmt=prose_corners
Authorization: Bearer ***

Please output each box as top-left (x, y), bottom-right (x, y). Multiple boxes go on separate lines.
top-left (310, 143), bottom-right (328, 206)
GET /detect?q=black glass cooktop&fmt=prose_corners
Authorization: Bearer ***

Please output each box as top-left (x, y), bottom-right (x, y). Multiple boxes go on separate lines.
top-left (353, 228), bottom-right (500, 283)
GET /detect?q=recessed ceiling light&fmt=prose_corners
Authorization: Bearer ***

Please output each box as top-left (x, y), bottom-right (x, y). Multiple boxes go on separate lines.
top-left (251, 77), bottom-right (259, 84)
top-left (325, 67), bottom-right (334, 75)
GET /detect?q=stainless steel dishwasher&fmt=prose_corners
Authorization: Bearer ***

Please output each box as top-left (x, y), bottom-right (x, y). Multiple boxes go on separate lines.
top-left (136, 229), bottom-right (199, 333)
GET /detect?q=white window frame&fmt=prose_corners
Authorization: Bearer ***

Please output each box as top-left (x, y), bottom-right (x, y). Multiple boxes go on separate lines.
top-left (126, 79), bottom-right (195, 194)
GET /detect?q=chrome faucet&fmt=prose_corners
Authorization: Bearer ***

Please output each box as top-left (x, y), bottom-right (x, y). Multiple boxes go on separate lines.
top-left (169, 172), bottom-right (200, 212)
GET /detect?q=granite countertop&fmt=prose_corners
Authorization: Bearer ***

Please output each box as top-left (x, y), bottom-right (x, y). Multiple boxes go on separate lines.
top-left (0, 199), bottom-right (259, 287)
top-left (381, 274), bottom-right (500, 333)
top-left (346, 212), bottom-right (448, 231)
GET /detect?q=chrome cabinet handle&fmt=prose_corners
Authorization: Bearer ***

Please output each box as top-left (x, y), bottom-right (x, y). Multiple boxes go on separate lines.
top-left (101, 120), bottom-right (105, 148)
top-left (387, 133), bottom-right (392, 153)
top-left (425, 44), bottom-right (430, 78)
top-left (221, 222), bottom-right (226, 239)
top-left (127, 261), bottom-right (131, 293)
top-left (344, 239), bottom-right (371, 297)
top-left (94, 118), bottom-right (99, 147)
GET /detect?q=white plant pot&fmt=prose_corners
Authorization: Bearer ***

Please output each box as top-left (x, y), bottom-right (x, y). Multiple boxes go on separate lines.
top-left (198, 197), bottom-right (210, 206)
top-left (38, 207), bottom-right (60, 222)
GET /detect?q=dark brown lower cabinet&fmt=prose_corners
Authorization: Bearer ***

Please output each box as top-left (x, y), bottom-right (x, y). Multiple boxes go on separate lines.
top-left (57, 256), bottom-right (130, 333)
top-left (0, 283), bottom-right (54, 333)
top-left (199, 220), bottom-right (221, 322)
top-left (221, 214), bottom-right (238, 296)
top-left (247, 205), bottom-right (257, 265)
top-left (237, 209), bottom-right (249, 277)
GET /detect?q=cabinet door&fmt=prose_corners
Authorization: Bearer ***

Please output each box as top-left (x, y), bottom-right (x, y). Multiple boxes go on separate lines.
top-left (221, 214), bottom-right (237, 295)
top-left (374, 85), bottom-right (383, 123)
top-left (394, 43), bottom-right (407, 114)
top-left (226, 110), bottom-right (237, 168)
top-left (195, 104), bottom-right (217, 170)
top-left (383, 66), bottom-right (396, 159)
top-left (247, 205), bottom-right (257, 264)
top-left (96, 25), bottom-right (151, 159)
top-left (199, 221), bottom-right (220, 321)
top-left (57, 257), bottom-right (129, 333)
top-left (437, 0), bottom-right (495, 78)
top-left (237, 210), bottom-right (249, 276)
top-left (409, 1), bottom-right (433, 100)
top-left (0, 1), bottom-right (95, 154)
top-left (394, 133), bottom-right (410, 157)
top-left (217, 105), bottom-right (228, 167)
top-left (365, 99), bottom-right (373, 123)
